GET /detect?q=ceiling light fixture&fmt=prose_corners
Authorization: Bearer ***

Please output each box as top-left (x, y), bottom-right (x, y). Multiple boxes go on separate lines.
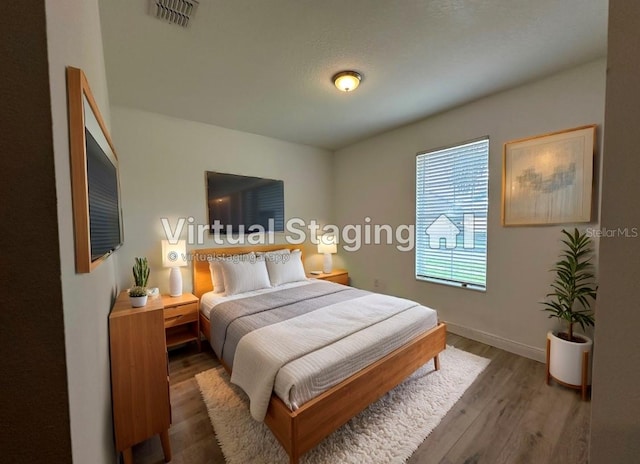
top-left (332, 71), bottom-right (362, 92)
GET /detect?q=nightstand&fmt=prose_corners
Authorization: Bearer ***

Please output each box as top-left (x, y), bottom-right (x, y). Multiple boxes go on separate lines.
top-left (306, 269), bottom-right (349, 285)
top-left (162, 293), bottom-right (200, 351)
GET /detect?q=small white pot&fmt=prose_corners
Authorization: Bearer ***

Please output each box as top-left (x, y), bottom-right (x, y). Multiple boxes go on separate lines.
top-left (547, 330), bottom-right (593, 386)
top-left (129, 295), bottom-right (148, 308)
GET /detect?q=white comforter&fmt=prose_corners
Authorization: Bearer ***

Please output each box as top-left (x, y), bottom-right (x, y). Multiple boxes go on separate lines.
top-left (230, 293), bottom-right (431, 421)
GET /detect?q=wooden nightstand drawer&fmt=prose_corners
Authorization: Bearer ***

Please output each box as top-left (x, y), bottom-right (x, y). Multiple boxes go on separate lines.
top-left (306, 269), bottom-right (349, 286)
top-left (324, 274), bottom-right (349, 285)
top-left (164, 302), bottom-right (198, 328)
top-left (162, 294), bottom-right (201, 351)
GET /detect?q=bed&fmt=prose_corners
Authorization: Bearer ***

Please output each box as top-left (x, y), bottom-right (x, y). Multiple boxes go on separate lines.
top-left (192, 244), bottom-right (446, 464)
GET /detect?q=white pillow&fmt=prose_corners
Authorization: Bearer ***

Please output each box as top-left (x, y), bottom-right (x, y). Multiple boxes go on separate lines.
top-left (208, 260), bottom-right (225, 294)
top-left (257, 248), bottom-right (291, 258)
top-left (265, 250), bottom-right (307, 286)
top-left (218, 252), bottom-right (271, 296)
top-left (209, 251), bottom-right (254, 293)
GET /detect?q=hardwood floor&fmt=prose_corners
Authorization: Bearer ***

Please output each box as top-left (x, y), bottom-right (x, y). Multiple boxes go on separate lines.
top-left (132, 334), bottom-right (591, 464)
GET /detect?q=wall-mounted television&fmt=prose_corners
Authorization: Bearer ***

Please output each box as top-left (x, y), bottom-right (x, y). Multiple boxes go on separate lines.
top-left (206, 172), bottom-right (284, 234)
top-left (67, 67), bottom-right (123, 273)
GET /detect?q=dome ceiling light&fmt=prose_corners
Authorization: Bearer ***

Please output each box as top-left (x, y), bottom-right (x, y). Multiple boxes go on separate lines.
top-left (332, 71), bottom-right (362, 92)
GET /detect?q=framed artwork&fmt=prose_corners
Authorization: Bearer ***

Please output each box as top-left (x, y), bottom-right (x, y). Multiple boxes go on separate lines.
top-left (67, 66), bottom-right (124, 272)
top-left (502, 125), bottom-right (596, 226)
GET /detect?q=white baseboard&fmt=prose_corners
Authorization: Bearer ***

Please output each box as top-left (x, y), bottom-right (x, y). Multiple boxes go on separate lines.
top-left (445, 321), bottom-right (546, 363)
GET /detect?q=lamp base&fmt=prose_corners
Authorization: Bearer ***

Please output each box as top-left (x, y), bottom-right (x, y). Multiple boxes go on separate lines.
top-left (323, 253), bottom-right (333, 274)
top-left (169, 267), bottom-right (183, 297)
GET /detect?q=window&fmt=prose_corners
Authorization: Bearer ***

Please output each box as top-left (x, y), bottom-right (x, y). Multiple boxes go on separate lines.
top-left (415, 138), bottom-right (489, 290)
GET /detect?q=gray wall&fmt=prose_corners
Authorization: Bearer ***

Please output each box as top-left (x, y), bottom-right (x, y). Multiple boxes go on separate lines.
top-left (334, 60), bottom-right (606, 361)
top-left (110, 106), bottom-right (333, 294)
top-left (46, 0), bottom-right (119, 462)
top-left (590, 1), bottom-right (640, 461)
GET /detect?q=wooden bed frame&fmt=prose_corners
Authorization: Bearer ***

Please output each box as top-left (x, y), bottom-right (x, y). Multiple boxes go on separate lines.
top-left (192, 245), bottom-right (446, 464)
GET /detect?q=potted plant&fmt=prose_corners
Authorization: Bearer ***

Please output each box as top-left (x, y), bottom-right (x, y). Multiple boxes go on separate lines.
top-left (541, 228), bottom-right (597, 400)
top-left (133, 257), bottom-right (150, 288)
top-left (129, 286), bottom-right (149, 307)
top-left (129, 257), bottom-right (150, 307)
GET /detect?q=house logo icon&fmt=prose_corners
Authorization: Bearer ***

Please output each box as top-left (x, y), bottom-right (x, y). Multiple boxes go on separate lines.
top-left (425, 214), bottom-right (476, 249)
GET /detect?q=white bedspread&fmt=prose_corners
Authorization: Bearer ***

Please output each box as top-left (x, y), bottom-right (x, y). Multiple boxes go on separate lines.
top-left (274, 304), bottom-right (437, 410)
top-left (199, 280), bottom-right (312, 319)
top-left (230, 293), bottom-right (429, 421)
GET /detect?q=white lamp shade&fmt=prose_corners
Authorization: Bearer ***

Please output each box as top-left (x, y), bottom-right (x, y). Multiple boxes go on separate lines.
top-left (317, 235), bottom-right (337, 254)
top-left (162, 240), bottom-right (187, 267)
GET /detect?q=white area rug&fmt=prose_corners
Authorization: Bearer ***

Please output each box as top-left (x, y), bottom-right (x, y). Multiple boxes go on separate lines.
top-left (195, 346), bottom-right (489, 464)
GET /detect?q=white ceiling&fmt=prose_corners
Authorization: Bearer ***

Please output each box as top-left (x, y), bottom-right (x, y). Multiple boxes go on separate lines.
top-left (99, 0), bottom-right (608, 150)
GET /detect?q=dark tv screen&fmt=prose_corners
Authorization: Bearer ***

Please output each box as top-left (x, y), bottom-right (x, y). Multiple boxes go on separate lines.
top-left (86, 128), bottom-right (123, 260)
top-left (206, 172), bottom-right (284, 234)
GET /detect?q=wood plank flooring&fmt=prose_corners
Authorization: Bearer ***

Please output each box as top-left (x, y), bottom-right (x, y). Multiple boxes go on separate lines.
top-left (132, 334), bottom-right (590, 464)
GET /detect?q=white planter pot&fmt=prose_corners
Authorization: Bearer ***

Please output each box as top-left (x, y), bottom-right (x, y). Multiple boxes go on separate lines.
top-left (547, 330), bottom-right (592, 387)
top-left (129, 295), bottom-right (148, 308)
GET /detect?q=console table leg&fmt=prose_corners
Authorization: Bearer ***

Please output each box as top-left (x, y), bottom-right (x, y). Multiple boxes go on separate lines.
top-left (581, 351), bottom-right (589, 401)
top-left (160, 429), bottom-right (172, 462)
top-left (122, 448), bottom-right (132, 464)
top-left (545, 337), bottom-right (551, 385)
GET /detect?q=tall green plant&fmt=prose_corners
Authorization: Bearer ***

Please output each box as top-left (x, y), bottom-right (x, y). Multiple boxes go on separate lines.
top-left (541, 228), bottom-right (597, 342)
top-left (133, 257), bottom-right (150, 288)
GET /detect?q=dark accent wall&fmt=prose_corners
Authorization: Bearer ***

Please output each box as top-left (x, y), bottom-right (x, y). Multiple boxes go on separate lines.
top-left (0, 1), bottom-right (73, 462)
top-left (590, 1), bottom-right (640, 462)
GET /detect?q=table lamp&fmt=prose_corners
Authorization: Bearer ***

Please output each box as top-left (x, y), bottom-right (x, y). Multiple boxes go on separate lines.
top-left (162, 239), bottom-right (187, 297)
top-left (318, 235), bottom-right (337, 274)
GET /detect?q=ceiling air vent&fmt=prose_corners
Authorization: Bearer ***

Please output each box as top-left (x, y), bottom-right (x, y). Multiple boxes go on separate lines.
top-left (150, 0), bottom-right (199, 28)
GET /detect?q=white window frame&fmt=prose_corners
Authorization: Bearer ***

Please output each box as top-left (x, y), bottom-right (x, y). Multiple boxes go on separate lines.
top-left (415, 137), bottom-right (489, 291)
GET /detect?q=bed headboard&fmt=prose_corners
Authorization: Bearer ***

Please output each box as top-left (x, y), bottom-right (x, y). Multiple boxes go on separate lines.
top-left (191, 244), bottom-right (302, 299)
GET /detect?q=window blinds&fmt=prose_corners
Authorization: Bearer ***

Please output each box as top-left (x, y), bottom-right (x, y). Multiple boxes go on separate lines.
top-left (415, 138), bottom-right (489, 290)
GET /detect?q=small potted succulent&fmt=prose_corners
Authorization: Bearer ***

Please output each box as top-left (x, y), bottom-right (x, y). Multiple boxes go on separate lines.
top-left (129, 286), bottom-right (148, 307)
top-left (541, 228), bottom-right (597, 399)
top-left (129, 257), bottom-right (150, 307)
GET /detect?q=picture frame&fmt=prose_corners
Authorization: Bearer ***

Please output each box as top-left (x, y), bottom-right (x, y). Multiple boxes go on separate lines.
top-left (502, 125), bottom-right (596, 226)
top-left (67, 67), bottom-right (124, 273)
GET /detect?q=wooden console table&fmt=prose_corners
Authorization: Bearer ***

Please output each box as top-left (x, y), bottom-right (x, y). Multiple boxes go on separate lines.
top-left (109, 291), bottom-right (172, 463)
